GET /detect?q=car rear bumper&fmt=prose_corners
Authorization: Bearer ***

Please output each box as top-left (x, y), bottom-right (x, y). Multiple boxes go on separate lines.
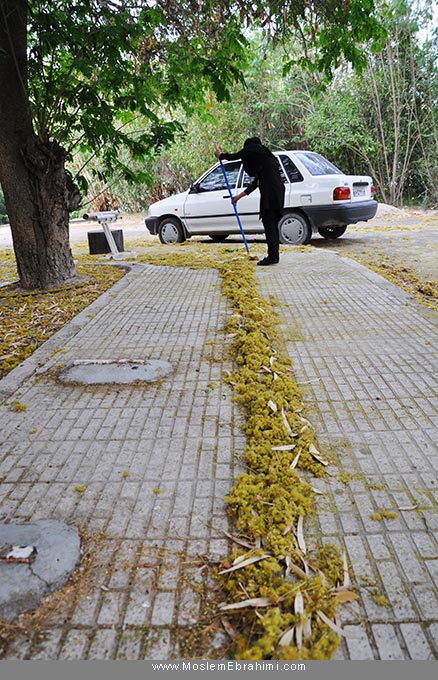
top-left (145, 216), bottom-right (158, 235)
top-left (302, 200), bottom-right (378, 228)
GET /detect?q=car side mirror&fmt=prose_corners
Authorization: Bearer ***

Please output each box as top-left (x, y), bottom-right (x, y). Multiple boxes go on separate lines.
top-left (189, 183), bottom-right (200, 194)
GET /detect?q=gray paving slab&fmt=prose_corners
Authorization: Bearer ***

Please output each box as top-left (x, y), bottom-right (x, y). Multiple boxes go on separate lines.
top-left (0, 251), bottom-right (437, 659)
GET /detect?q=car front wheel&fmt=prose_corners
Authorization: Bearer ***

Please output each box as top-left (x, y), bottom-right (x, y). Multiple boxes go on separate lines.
top-left (158, 217), bottom-right (186, 244)
top-left (318, 226), bottom-right (347, 239)
top-left (278, 212), bottom-right (312, 245)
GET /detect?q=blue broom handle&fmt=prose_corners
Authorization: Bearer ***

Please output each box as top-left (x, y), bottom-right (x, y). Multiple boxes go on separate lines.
top-left (218, 159), bottom-right (250, 253)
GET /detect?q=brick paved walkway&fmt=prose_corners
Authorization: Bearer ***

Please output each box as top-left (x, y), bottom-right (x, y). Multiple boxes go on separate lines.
top-left (0, 252), bottom-right (437, 659)
top-left (0, 264), bottom-right (243, 658)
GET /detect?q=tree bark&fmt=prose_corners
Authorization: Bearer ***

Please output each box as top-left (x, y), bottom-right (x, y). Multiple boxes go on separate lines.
top-left (0, 0), bottom-right (80, 290)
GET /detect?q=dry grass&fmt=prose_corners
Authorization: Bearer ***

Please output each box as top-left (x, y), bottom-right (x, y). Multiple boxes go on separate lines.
top-left (0, 251), bottom-right (126, 379)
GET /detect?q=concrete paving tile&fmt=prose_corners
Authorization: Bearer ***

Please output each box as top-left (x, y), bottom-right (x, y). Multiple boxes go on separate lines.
top-left (151, 590), bottom-right (177, 626)
top-left (412, 533), bottom-right (438, 559)
top-left (70, 592), bottom-right (101, 627)
top-left (29, 629), bottom-right (64, 660)
top-left (117, 629), bottom-right (143, 660)
top-left (420, 510), bottom-right (438, 531)
top-left (344, 625), bottom-right (376, 660)
top-left (344, 536), bottom-right (376, 581)
top-left (425, 559), bottom-right (438, 587)
top-left (411, 584), bottom-right (438, 622)
top-left (87, 628), bottom-right (118, 660)
top-left (377, 561), bottom-right (418, 619)
top-left (177, 588), bottom-right (201, 626)
top-left (143, 629), bottom-right (173, 660)
top-left (97, 590), bottom-right (126, 625)
top-left (360, 589), bottom-right (396, 623)
top-left (1, 635), bottom-right (31, 660)
top-left (389, 533), bottom-right (430, 582)
top-left (107, 540), bottom-right (140, 589)
top-left (58, 629), bottom-right (91, 660)
top-left (124, 590), bottom-right (152, 626)
top-left (156, 563), bottom-right (180, 591)
top-left (427, 623), bottom-right (438, 656)
top-left (371, 624), bottom-right (405, 659)
top-left (400, 623), bottom-right (435, 659)
top-left (366, 534), bottom-right (393, 561)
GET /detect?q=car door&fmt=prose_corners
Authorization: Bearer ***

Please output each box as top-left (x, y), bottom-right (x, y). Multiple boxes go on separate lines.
top-left (277, 154), bottom-right (305, 207)
top-left (183, 161), bottom-right (242, 235)
top-left (239, 154), bottom-right (301, 219)
top-left (236, 171), bottom-right (261, 231)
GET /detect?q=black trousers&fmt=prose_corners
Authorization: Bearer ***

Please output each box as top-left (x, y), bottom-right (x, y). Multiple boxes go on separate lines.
top-left (261, 209), bottom-right (282, 260)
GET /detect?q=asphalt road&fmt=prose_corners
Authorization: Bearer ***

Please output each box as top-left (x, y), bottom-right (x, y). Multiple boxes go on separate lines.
top-left (1, 205), bottom-right (437, 282)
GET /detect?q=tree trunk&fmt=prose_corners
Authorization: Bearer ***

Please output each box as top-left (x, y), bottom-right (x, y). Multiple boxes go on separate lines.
top-left (0, 0), bottom-right (80, 290)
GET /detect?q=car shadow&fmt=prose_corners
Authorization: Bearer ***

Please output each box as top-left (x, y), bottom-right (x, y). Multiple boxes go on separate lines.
top-left (311, 236), bottom-right (361, 249)
top-left (197, 236), bottom-right (266, 245)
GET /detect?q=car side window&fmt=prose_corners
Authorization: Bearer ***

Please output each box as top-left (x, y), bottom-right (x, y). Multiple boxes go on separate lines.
top-left (242, 167), bottom-right (288, 185)
top-left (196, 161), bottom-right (241, 192)
top-left (240, 157), bottom-right (302, 186)
top-left (241, 171), bottom-right (256, 188)
top-left (279, 155), bottom-right (303, 183)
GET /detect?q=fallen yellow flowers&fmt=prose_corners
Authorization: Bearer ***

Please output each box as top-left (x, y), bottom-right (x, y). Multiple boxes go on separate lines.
top-left (216, 256), bottom-right (350, 660)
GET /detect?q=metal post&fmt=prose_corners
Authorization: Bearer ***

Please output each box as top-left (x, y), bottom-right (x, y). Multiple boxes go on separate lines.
top-left (100, 221), bottom-right (120, 255)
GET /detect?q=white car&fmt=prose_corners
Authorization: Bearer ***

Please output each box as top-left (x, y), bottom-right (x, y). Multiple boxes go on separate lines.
top-left (145, 150), bottom-right (377, 245)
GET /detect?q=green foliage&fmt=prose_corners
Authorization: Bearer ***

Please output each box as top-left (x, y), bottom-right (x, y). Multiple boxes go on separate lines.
top-left (304, 77), bottom-right (381, 172)
top-left (305, 0), bottom-right (438, 206)
top-left (0, 188), bottom-right (8, 224)
top-left (129, 0), bottom-right (437, 211)
top-left (312, 0), bottom-right (387, 75)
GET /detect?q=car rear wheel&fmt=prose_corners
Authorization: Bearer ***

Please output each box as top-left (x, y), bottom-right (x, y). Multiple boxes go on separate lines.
top-left (158, 217), bottom-right (186, 244)
top-left (318, 225), bottom-right (347, 239)
top-left (278, 212), bottom-right (312, 245)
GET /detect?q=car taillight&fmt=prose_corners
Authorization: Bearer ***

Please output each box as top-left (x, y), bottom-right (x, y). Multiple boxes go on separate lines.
top-left (371, 184), bottom-right (375, 198)
top-left (333, 186), bottom-right (351, 200)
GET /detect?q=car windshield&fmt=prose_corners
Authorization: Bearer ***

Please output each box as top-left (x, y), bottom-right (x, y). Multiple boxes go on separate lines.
top-left (295, 152), bottom-right (342, 176)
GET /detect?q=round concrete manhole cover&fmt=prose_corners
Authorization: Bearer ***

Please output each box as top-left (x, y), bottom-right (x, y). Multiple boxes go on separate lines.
top-left (0, 520), bottom-right (80, 621)
top-left (59, 360), bottom-right (173, 385)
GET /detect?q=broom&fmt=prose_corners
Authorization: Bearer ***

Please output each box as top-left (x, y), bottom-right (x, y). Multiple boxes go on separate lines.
top-left (214, 140), bottom-right (258, 260)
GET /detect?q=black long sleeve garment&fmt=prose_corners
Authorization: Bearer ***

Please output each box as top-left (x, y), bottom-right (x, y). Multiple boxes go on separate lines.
top-left (219, 141), bottom-right (285, 217)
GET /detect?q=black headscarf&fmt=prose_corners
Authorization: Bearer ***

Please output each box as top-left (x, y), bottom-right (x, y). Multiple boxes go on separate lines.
top-left (241, 137), bottom-right (276, 177)
top-left (219, 136), bottom-right (284, 214)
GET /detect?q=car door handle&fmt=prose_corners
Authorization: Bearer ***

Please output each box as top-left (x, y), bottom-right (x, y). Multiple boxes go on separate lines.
top-left (222, 195), bottom-right (232, 199)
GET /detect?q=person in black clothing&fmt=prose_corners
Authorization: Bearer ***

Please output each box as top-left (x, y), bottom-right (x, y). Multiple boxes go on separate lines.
top-left (214, 136), bottom-right (285, 265)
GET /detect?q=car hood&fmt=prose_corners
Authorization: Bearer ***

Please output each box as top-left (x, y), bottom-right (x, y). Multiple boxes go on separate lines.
top-left (148, 190), bottom-right (188, 215)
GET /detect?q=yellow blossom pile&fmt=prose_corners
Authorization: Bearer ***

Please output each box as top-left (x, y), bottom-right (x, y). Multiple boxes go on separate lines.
top-left (214, 256), bottom-right (350, 659)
